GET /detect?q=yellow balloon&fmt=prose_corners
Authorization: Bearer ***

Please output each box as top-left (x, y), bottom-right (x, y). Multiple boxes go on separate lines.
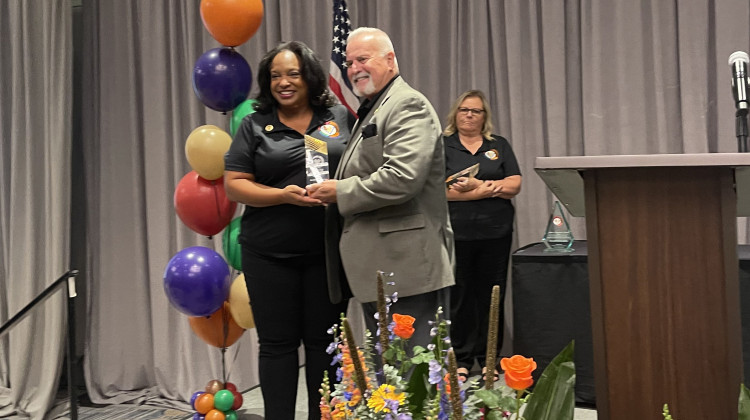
top-left (185, 125), bottom-right (232, 180)
top-left (228, 274), bottom-right (255, 329)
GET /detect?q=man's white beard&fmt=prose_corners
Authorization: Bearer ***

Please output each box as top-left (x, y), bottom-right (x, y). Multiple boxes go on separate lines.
top-left (352, 74), bottom-right (376, 97)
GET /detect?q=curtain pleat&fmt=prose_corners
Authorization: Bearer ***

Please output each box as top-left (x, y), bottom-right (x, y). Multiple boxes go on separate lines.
top-left (0, 1), bottom-right (72, 419)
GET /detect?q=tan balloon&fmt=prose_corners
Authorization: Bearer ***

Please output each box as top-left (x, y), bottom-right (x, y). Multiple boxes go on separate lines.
top-left (228, 274), bottom-right (255, 329)
top-left (185, 125), bottom-right (232, 180)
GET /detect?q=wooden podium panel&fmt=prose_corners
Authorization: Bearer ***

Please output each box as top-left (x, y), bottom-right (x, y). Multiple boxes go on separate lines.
top-left (536, 154), bottom-right (748, 420)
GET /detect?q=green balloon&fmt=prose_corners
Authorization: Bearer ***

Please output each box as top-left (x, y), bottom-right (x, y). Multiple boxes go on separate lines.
top-left (225, 410), bottom-right (238, 420)
top-left (230, 99), bottom-right (257, 137)
top-left (213, 389), bottom-right (234, 412)
top-left (222, 217), bottom-right (242, 271)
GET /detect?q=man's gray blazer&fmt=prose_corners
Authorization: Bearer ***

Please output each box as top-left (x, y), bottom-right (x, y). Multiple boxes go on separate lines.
top-left (327, 76), bottom-right (455, 303)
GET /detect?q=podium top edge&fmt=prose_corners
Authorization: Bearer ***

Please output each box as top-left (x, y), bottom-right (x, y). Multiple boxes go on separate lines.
top-left (535, 153), bottom-right (750, 170)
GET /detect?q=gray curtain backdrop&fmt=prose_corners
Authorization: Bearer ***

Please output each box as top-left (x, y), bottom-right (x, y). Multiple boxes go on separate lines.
top-left (0, 0), bottom-right (72, 419)
top-left (3, 0), bottom-right (750, 417)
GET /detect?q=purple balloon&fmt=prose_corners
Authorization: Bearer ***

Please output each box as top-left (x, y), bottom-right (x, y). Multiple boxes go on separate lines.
top-left (192, 47), bottom-right (252, 113)
top-left (163, 246), bottom-right (231, 317)
top-left (192, 414), bottom-right (205, 420)
top-left (190, 391), bottom-right (204, 410)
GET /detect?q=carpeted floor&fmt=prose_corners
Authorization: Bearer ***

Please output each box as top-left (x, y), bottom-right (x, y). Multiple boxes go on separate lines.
top-left (71, 406), bottom-right (189, 419)
top-left (45, 405), bottom-right (191, 420)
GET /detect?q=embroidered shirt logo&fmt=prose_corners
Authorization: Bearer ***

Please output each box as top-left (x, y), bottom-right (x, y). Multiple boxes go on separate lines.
top-left (318, 121), bottom-right (340, 137)
top-left (484, 149), bottom-right (499, 160)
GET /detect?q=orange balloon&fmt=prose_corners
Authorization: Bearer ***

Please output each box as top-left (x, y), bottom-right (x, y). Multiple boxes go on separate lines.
top-left (205, 409), bottom-right (226, 420)
top-left (200, 0), bottom-right (264, 47)
top-left (195, 392), bottom-right (215, 414)
top-left (189, 302), bottom-right (245, 348)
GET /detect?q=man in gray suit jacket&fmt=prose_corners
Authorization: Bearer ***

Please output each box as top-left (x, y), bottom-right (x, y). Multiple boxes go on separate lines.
top-left (307, 27), bottom-right (455, 349)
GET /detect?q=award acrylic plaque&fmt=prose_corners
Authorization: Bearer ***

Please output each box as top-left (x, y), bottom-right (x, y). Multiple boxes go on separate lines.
top-left (304, 135), bottom-right (329, 185)
top-left (542, 201), bottom-right (574, 252)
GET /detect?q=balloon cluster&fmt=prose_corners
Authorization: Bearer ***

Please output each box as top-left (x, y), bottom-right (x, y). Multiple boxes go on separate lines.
top-left (191, 379), bottom-right (244, 420)
top-left (192, 0), bottom-right (263, 113)
top-left (165, 3), bottom-right (265, 415)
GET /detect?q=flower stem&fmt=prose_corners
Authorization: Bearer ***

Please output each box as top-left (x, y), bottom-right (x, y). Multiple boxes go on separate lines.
top-left (485, 285), bottom-right (500, 390)
top-left (448, 349), bottom-right (463, 420)
top-left (343, 318), bottom-right (368, 394)
top-left (376, 271), bottom-right (389, 366)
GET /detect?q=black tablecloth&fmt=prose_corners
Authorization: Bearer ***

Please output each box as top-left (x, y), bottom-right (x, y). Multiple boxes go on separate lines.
top-left (512, 241), bottom-right (750, 406)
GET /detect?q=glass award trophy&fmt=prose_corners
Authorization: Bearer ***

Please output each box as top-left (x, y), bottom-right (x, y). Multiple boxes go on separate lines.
top-left (305, 135), bottom-right (329, 185)
top-left (542, 201), bottom-right (574, 252)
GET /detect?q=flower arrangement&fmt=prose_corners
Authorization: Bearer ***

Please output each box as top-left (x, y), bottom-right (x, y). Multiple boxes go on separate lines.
top-left (319, 272), bottom-right (577, 420)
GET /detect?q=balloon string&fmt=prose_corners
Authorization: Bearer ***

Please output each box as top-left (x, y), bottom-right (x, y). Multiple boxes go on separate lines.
top-left (222, 347), bottom-right (227, 384)
top-left (222, 307), bottom-right (229, 383)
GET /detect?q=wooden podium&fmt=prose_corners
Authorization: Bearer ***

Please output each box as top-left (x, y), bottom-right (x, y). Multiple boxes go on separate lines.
top-left (535, 154), bottom-right (750, 420)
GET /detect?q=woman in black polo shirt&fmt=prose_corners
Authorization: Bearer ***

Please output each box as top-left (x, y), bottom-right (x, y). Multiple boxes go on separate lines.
top-left (443, 89), bottom-right (522, 383)
top-left (224, 41), bottom-right (354, 419)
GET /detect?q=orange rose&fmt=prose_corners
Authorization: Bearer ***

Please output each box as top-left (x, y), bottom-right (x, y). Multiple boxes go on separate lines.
top-left (443, 373), bottom-right (453, 395)
top-left (500, 355), bottom-right (537, 391)
top-left (391, 313), bottom-right (415, 339)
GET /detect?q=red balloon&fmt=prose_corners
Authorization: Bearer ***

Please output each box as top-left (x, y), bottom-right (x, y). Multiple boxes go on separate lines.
top-left (230, 390), bottom-right (243, 410)
top-left (174, 171), bottom-right (237, 236)
top-left (200, 0), bottom-right (264, 47)
top-left (224, 382), bottom-right (237, 392)
top-left (189, 302), bottom-right (245, 348)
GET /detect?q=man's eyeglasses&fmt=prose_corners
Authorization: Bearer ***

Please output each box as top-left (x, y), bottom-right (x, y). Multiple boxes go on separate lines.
top-left (458, 107), bottom-right (485, 115)
top-left (343, 56), bottom-right (373, 69)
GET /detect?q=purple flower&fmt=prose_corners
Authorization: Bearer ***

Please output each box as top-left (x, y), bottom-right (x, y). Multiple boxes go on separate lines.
top-left (386, 400), bottom-right (400, 412)
top-left (331, 353), bottom-right (343, 365)
top-left (326, 341), bottom-right (337, 354)
top-left (428, 360), bottom-right (442, 384)
top-left (336, 367), bottom-right (343, 382)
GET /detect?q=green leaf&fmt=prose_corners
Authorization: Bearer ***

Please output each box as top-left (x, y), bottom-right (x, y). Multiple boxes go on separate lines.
top-left (739, 383), bottom-right (750, 420)
top-left (523, 340), bottom-right (576, 420)
top-left (473, 389), bottom-right (516, 412)
top-left (406, 362), bottom-right (431, 417)
top-left (474, 388), bottom-right (503, 408)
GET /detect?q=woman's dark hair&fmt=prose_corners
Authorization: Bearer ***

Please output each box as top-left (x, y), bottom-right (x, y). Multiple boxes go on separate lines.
top-left (253, 41), bottom-right (336, 113)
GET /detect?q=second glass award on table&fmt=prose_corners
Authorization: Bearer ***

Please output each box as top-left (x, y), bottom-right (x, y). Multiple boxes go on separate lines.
top-left (542, 200), bottom-right (574, 252)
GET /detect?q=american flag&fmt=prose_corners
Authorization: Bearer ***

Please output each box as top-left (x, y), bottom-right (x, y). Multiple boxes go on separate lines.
top-left (329, 0), bottom-right (358, 115)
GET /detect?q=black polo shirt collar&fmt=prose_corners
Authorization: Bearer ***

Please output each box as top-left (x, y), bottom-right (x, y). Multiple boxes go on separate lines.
top-left (355, 75), bottom-right (399, 119)
top-left (253, 106), bottom-right (336, 135)
top-left (445, 132), bottom-right (494, 154)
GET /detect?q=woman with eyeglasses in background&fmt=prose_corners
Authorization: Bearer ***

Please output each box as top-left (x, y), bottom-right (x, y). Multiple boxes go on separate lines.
top-left (442, 89), bottom-right (522, 384)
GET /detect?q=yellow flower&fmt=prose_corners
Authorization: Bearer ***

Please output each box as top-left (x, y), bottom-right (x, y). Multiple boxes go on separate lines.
top-left (367, 384), bottom-right (405, 412)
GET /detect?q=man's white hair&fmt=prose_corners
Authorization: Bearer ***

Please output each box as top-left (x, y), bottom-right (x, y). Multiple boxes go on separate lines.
top-left (347, 27), bottom-right (399, 71)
